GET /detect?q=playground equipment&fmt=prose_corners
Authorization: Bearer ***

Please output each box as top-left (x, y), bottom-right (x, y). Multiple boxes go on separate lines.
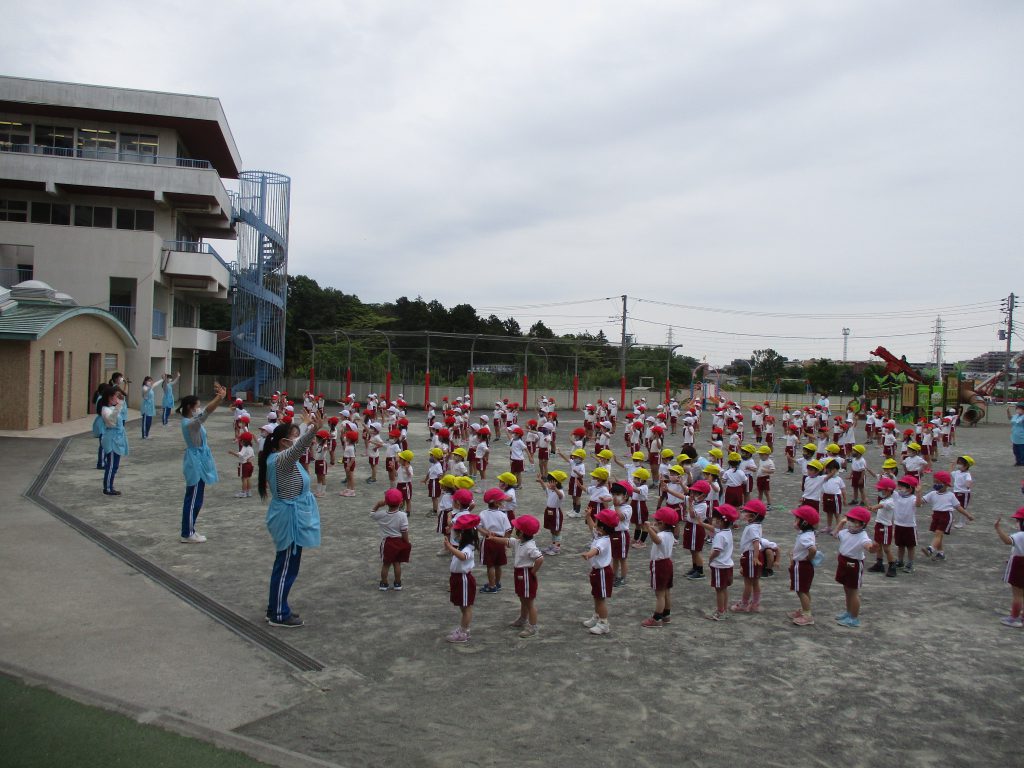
top-left (870, 346), bottom-right (924, 383)
top-left (689, 362), bottom-right (721, 406)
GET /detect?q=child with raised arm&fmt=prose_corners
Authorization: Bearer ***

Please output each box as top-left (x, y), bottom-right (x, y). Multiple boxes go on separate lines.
top-left (485, 515), bottom-right (544, 638)
top-left (640, 507), bottom-right (679, 628)
top-left (994, 509), bottom-right (1024, 627)
top-left (371, 488), bottom-right (411, 591)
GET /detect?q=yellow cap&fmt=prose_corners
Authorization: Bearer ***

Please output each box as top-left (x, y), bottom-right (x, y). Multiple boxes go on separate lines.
top-left (803, 443), bottom-right (817, 452)
top-left (826, 443), bottom-right (840, 454)
top-left (452, 447), bottom-right (468, 459)
top-left (756, 445), bottom-right (771, 455)
top-left (852, 444), bottom-right (866, 454)
top-left (668, 464), bottom-right (685, 475)
top-left (632, 467), bottom-right (651, 481)
top-left (660, 448), bottom-right (675, 459)
top-left (454, 476), bottom-right (475, 489)
top-left (807, 459), bottom-right (824, 471)
top-left (741, 444), bottom-right (756, 454)
top-left (440, 474), bottom-right (457, 488)
top-left (959, 455), bottom-right (975, 466)
top-left (882, 458), bottom-right (898, 469)
top-left (497, 472), bottom-right (518, 486)
top-left (702, 464), bottom-right (720, 476)
top-left (590, 467), bottom-right (610, 481)
top-left (709, 448), bottom-right (723, 458)
top-left (677, 452), bottom-right (693, 462)
top-left (631, 451), bottom-right (646, 461)
top-left (908, 442), bottom-right (922, 451)
top-left (727, 452), bottom-right (742, 462)
top-left (597, 449), bottom-right (614, 460)
top-left (397, 450), bottom-right (414, 462)
top-left (571, 448), bottom-right (586, 459)
top-left (429, 447), bottom-right (444, 459)
top-left (548, 470), bottom-right (568, 483)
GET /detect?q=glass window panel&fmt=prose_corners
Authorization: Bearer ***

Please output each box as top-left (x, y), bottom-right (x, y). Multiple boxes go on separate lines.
top-left (134, 210), bottom-right (154, 231)
top-left (31, 202), bottom-right (50, 224)
top-left (0, 200), bottom-right (28, 222)
top-left (116, 208), bottom-right (134, 230)
top-left (93, 206), bottom-right (113, 228)
top-left (51, 204), bottom-right (70, 225)
top-left (0, 120), bottom-right (31, 152)
top-left (76, 127), bottom-right (117, 159)
top-left (74, 205), bottom-right (93, 227)
top-left (36, 125), bottom-right (75, 156)
top-left (120, 132), bottom-right (159, 163)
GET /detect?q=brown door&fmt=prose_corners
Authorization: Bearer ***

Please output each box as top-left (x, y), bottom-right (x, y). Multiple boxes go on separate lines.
top-left (52, 351), bottom-right (64, 424)
top-left (88, 353), bottom-right (102, 412)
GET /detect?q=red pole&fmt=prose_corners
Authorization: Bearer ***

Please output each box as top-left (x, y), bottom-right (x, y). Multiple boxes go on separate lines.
top-left (385, 370), bottom-right (392, 403)
top-left (665, 377), bottom-right (670, 405)
top-left (309, 367), bottom-right (315, 395)
top-left (620, 376), bottom-right (626, 407)
top-left (522, 374), bottom-right (528, 410)
top-left (344, 368), bottom-right (351, 398)
top-left (424, 370), bottom-right (430, 411)
top-left (468, 371), bottom-right (475, 406)
top-left (572, 375), bottom-right (579, 410)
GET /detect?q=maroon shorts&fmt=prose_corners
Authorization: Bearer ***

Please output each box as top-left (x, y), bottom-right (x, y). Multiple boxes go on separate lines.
top-left (929, 511), bottom-right (953, 534)
top-left (436, 509), bottom-right (451, 535)
top-left (634, 499), bottom-right (649, 525)
top-left (474, 456), bottom-right (489, 472)
top-left (427, 478), bottom-right (441, 498)
top-left (883, 445), bottom-right (894, 457)
top-left (766, 434), bottom-right (774, 448)
top-left (724, 485), bottom-right (745, 506)
top-left (610, 530), bottom-right (630, 559)
top-left (514, 566), bottom-right (538, 599)
top-left (756, 476), bottom-right (770, 491)
top-left (954, 491), bottom-right (971, 509)
top-left (851, 471), bottom-right (864, 489)
top-left (822, 494), bottom-right (842, 517)
top-left (745, 476), bottom-right (754, 493)
top-left (894, 525), bottom-right (917, 548)
top-left (590, 565), bottom-right (614, 598)
top-left (789, 560), bottom-right (814, 593)
top-left (682, 521), bottom-right (706, 551)
top-left (835, 554), bottom-right (863, 589)
top-left (710, 566), bottom-right (733, 588)
top-left (482, 538), bottom-right (508, 566)
top-left (873, 522), bottom-right (893, 546)
top-left (510, 459), bottom-right (525, 473)
top-left (649, 558), bottom-right (673, 591)
top-left (367, 456), bottom-right (380, 466)
top-left (450, 572), bottom-right (476, 607)
top-left (740, 550), bottom-right (762, 579)
top-left (800, 498), bottom-right (821, 512)
top-left (344, 458), bottom-right (356, 473)
top-left (569, 477), bottom-right (583, 497)
top-left (380, 536), bottom-right (411, 564)
top-left (785, 446), bottom-right (795, 457)
top-left (238, 463), bottom-right (254, 478)
top-left (397, 482), bottom-right (412, 500)
top-left (314, 460), bottom-right (327, 477)
top-left (538, 448), bottom-right (549, 461)
top-left (1004, 555), bottom-right (1024, 588)
top-left (544, 506), bottom-right (562, 532)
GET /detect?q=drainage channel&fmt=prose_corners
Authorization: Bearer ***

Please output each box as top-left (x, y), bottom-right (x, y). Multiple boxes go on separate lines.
top-left (24, 438), bottom-right (325, 673)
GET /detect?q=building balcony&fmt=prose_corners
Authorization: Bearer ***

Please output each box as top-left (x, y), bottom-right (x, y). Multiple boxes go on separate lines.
top-left (171, 324), bottom-right (218, 352)
top-left (161, 241), bottom-right (231, 299)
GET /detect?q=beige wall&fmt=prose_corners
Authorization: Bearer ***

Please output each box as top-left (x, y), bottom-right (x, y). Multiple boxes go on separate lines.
top-left (0, 343), bottom-right (31, 430)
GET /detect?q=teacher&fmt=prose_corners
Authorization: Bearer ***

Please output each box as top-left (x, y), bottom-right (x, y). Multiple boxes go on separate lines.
top-left (1009, 402), bottom-right (1024, 467)
top-left (177, 382), bottom-right (226, 543)
top-left (258, 410), bottom-right (323, 628)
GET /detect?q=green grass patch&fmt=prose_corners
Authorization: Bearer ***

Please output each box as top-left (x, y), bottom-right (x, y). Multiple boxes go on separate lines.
top-left (0, 674), bottom-right (272, 768)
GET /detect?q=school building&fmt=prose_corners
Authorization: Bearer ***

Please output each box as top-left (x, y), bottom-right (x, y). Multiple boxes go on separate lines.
top-left (0, 75), bottom-right (241, 410)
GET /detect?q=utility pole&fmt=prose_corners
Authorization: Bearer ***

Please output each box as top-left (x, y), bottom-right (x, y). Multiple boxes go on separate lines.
top-left (1003, 293), bottom-right (1016, 401)
top-left (932, 316), bottom-right (944, 377)
top-left (666, 326), bottom-right (674, 346)
top-left (842, 327), bottom-right (850, 363)
top-left (620, 294), bottom-right (628, 405)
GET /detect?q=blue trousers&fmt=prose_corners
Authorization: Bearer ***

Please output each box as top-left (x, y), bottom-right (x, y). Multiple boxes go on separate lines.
top-left (1014, 442), bottom-right (1024, 466)
top-left (267, 546), bottom-right (303, 621)
top-left (162, 407), bottom-right (172, 426)
top-left (103, 452), bottom-right (121, 493)
top-left (181, 480), bottom-right (205, 537)
top-left (141, 414), bottom-right (153, 439)
top-left (96, 439), bottom-right (104, 469)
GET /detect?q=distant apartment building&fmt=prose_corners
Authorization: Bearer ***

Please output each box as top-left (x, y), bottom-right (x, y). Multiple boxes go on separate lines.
top-left (0, 76), bottom-right (240, 406)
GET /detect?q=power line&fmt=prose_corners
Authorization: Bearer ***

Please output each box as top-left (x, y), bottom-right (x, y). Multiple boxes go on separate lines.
top-left (632, 296), bottom-right (995, 320)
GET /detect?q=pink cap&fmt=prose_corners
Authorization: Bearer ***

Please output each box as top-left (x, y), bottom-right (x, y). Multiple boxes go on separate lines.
top-left (384, 489), bottom-right (404, 506)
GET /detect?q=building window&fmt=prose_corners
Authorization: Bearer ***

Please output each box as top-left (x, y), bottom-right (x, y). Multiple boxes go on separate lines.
top-left (76, 127), bottom-right (118, 160)
top-left (0, 120), bottom-right (31, 152)
top-left (74, 205), bottom-right (114, 228)
top-left (135, 209), bottom-right (154, 231)
top-left (115, 208), bottom-right (154, 231)
top-left (174, 298), bottom-right (198, 328)
top-left (30, 202), bottom-right (71, 225)
top-left (120, 133), bottom-right (159, 163)
top-left (35, 125), bottom-right (75, 156)
top-left (0, 199), bottom-right (28, 222)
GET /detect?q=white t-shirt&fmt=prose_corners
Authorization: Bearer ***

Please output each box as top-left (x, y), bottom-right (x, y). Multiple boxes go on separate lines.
top-left (892, 494), bottom-right (918, 527)
top-left (951, 470), bottom-right (972, 493)
top-left (511, 538), bottom-right (544, 569)
top-left (875, 496), bottom-right (896, 527)
top-left (904, 455), bottom-right (928, 473)
top-left (509, 438), bottom-right (526, 461)
top-left (236, 445), bottom-right (255, 466)
top-left (710, 529), bottom-right (734, 568)
top-left (590, 535), bottom-right (612, 569)
top-left (649, 529), bottom-right (674, 561)
top-left (480, 507), bottom-right (511, 536)
top-left (370, 508), bottom-right (409, 540)
top-left (615, 502), bottom-right (632, 532)
top-left (802, 475), bottom-right (826, 501)
top-left (822, 476), bottom-right (845, 495)
top-left (792, 530), bottom-right (816, 561)
top-left (739, 522), bottom-right (763, 554)
top-left (450, 544), bottom-right (475, 574)
top-left (1010, 530), bottom-right (1024, 558)
top-left (837, 528), bottom-right (872, 560)
top-left (922, 489), bottom-right (958, 512)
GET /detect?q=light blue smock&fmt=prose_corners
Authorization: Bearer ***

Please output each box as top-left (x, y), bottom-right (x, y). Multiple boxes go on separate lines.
top-left (162, 381), bottom-right (176, 409)
top-left (141, 386), bottom-right (156, 417)
top-left (265, 452), bottom-right (321, 552)
top-left (181, 411), bottom-right (218, 486)
top-left (101, 406), bottom-right (129, 456)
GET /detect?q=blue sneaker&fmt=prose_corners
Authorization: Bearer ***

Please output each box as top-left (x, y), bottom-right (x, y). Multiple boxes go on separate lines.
top-left (837, 616), bottom-right (861, 628)
top-left (834, 611), bottom-right (851, 621)
top-left (480, 585), bottom-right (498, 594)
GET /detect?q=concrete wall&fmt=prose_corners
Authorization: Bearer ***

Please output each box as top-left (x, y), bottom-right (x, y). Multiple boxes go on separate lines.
top-left (0, 342), bottom-right (31, 430)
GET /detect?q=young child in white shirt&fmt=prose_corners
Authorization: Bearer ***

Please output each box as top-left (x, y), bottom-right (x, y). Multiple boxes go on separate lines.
top-left (640, 506), bottom-right (679, 628)
top-left (831, 507), bottom-right (878, 628)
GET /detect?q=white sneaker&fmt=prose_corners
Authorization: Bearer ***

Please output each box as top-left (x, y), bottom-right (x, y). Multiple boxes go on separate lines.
top-left (953, 521), bottom-right (965, 529)
top-left (582, 614), bottom-right (600, 628)
top-left (588, 619), bottom-right (610, 635)
top-left (180, 533), bottom-right (207, 543)
top-left (234, 491), bottom-right (247, 498)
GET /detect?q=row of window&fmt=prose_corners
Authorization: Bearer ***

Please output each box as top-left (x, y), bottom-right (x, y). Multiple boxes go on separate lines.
top-left (0, 119), bottom-right (160, 161)
top-left (0, 199), bottom-right (154, 231)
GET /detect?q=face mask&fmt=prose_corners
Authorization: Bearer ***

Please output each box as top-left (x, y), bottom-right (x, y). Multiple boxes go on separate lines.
top-left (897, 489), bottom-right (912, 498)
top-left (933, 484), bottom-right (946, 492)
top-left (847, 522), bottom-right (864, 532)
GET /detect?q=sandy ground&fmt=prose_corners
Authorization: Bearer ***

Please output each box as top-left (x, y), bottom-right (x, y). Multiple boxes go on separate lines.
top-left (46, 406), bottom-right (1024, 768)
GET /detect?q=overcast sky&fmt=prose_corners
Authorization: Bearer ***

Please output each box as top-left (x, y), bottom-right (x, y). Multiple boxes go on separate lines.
top-left (4, 0), bottom-right (1021, 366)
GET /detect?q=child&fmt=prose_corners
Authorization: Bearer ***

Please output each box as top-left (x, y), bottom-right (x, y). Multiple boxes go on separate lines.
top-left (536, 426), bottom-right (552, 478)
top-left (609, 481), bottom-right (634, 587)
top-left (701, 463), bottom-right (722, 505)
top-left (951, 455), bottom-right (975, 529)
top-left (903, 442), bottom-right (930, 478)
top-left (800, 460), bottom-right (826, 524)
top-left (450, 446), bottom-right (470, 479)
top-left (739, 445), bottom-right (757, 502)
top-left (424, 447), bottom-right (445, 516)
top-left (312, 429), bottom-right (331, 497)
top-left (866, 477), bottom-right (899, 577)
top-left (754, 445), bottom-right (775, 510)
top-left (581, 508), bottom-right (619, 635)
top-left (371, 488), bottom-right (411, 591)
top-left (831, 506), bottom-right (878, 628)
top-left (701, 503), bottom-right (738, 620)
top-left (384, 429), bottom-right (401, 487)
top-left (327, 416), bottom-right (340, 465)
top-left (479, 488), bottom-right (512, 593)
top-left (366, 423), bottom-right (384, 483)
top-left (848, 444), bottom-right (874, 505)
top-left (339, 430), bottom-right (358, 497)
top-left (436, 474), bottom-right (457, 555)
top-left (721, 453), bottom-right (746, 507)
top-left (496, 472), bottom-right (519, 520)
top-left (508, 426), bottom-right (531, 486)
top-left (994, 509), bottom-right (1024, 627)
top-left (662, 464), bottom-right (688, 514)
top-left (640, 506), bottom-right (679, 628)
top-left (584, 467), bottom-right (613, 528)
top-left (920, 471), bottom-right (973, 561)
top-left (820, 459), bottom-right (846, 534)
top-left (486, 515), bottom-right (545, 638)
top-left (557, 447), bottom-right (587, 518)
top-left (228, 432), bottom-right (255, 498)
top-left (789, 505), bottom-right (820, 626)
top-left (733, 499), bottom-right (767, 613)
top-left (631, 467), bottom-right (652, 547)
top-left (892, 475), bottom-right (921, 573)
top-left (683, 480), bottom-right (712, 580)
top-left (784, 427), bottom-right (800, 472)
top-left (395, 449), bottom-right (415, 514)
top-left (444, 514), bottom-right (481, 643)
top-left (539, 470), bottom-right (566, 555)
top-left (474, 428), bottom-right (491, 481)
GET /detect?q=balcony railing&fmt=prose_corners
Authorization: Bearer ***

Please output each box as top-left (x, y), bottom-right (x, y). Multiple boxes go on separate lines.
top-left (108, 304), bottom-right (136, 333)
top-left (164, 240), bottom-right (221, 258)
top-left (0, 266), bottom-right (34, 288)
top-left (152, 309), bottom-right (167, 339)
top-left (0, 144), bottom-right (212, 170)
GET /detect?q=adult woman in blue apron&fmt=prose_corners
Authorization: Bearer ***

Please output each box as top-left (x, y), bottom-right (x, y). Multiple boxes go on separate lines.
top-left (177, 382), bottom-right (226, 543)
top-left (258, 410), bottom-right (323, 627)
top-left (140, 376), bottom-right (156, 439)
top-left (160, 372), bottom-right (180, 427)
top-left (99, 385), bottom-right (129, 495)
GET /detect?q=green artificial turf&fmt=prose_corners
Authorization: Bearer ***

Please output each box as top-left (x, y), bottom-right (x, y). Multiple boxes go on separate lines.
top-left (0, 674), bottom-right (272, 768)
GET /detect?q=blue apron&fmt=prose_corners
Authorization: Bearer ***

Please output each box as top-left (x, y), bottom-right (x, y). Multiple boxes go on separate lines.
top-left (265, 453), bottom-right (321, 552)
top-left (101, 407), bottom-right (129, 456)
top-left (181, 415), bottom-right (218, 486)
top-left (141, 387), bottom-right (156, 417)
top-left (163, 381), bottom-right (175, 409)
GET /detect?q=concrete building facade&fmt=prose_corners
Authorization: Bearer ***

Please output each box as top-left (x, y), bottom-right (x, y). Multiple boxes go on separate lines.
top-left (0, 76), bottom-right (241, 405)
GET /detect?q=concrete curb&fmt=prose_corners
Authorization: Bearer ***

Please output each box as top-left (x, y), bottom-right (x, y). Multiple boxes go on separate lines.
top-left (1, 661), bottom-right (345, 768)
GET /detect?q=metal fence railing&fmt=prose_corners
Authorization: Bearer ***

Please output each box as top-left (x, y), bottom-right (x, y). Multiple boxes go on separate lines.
top-left (1, 144), bottom-right (212, 169)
